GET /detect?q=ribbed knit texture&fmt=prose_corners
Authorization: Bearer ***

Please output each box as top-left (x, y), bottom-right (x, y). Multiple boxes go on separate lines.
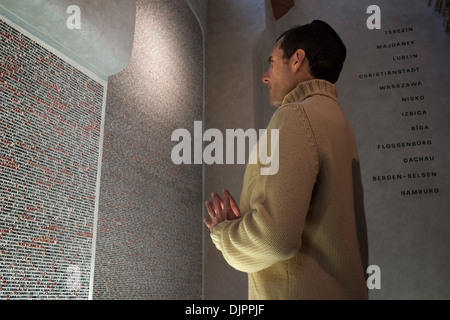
top-left (210, 79), bottom-right (368, 300)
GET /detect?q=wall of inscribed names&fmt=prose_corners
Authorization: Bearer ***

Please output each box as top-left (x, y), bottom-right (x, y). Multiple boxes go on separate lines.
top-left (0, 14), bottom-right (106, 299)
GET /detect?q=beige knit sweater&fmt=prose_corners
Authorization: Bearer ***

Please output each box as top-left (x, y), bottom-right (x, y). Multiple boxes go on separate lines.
top-left (210, 79), bottom-right (368, 300)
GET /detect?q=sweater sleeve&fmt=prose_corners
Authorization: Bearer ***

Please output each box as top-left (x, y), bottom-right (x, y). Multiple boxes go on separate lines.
top-left (209, 105), bottom-right (320, 273)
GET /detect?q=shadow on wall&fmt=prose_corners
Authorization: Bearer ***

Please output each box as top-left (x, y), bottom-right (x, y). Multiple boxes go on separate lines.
top-left (427, 0), bottom-right (450, 32)
top-left (271, 0), bottom-right (295, 20)
top-left (352, 159), bottom-right (369, 279)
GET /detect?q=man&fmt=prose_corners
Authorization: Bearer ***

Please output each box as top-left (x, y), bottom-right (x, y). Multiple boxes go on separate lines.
top-left (204, 20), bottom-right (368, 300)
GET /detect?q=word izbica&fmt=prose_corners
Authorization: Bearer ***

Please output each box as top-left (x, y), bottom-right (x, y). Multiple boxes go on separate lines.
top-left (171, 121), bottom-right (279, 176)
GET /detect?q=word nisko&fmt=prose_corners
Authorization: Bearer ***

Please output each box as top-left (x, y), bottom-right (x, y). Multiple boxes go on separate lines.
top-left (171, 121), bottom-right (279, 175)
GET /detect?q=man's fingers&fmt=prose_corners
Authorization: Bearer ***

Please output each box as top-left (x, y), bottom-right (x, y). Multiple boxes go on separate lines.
top-left (205, 200), bottom-right (216, 218)
top-left (211, 192), bottom-right (223, 213)
top-left (206, 189), bottom-right (241, 231)
top-left (231, 203), bottom-right (241, 217)
top-left (203, 217), bottom-right (213, 230)
top-left (222, 189), bottom-right (238, 218)
top-left (205, 201), bottom-right (217, 231)
top-left (227, 191), bottom-right (241, 217)
top-left (222, 189), bottom-right (231, 211)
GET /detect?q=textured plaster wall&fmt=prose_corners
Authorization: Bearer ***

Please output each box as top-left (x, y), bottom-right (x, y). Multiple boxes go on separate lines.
top-left (93, 0), bottom-right (204, 299)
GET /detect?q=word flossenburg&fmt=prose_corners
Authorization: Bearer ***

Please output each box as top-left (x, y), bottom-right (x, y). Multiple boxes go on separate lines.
top-left (171, 121), bottom-right (279, 175)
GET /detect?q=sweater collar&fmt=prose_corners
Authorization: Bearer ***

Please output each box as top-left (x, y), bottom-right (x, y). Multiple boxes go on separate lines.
top-left (281, 79), bottom-right (339, 105)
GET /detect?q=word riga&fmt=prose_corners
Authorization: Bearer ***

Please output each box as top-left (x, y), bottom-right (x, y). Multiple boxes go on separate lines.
top-left (171, 121), bottom-right (279, 175)
top-left (66, 5), bottom-right (81, 30)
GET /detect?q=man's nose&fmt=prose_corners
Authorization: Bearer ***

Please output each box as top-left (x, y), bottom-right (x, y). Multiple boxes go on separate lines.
top-left (262, 69), bottom-right (270, 83)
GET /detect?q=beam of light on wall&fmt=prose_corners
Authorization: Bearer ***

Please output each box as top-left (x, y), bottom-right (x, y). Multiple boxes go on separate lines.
top-left (128, 4), bottom-right (200, 124)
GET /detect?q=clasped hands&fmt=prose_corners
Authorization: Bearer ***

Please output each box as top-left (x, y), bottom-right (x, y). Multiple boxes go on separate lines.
top-left (204, 188), bottom-right (241, 232)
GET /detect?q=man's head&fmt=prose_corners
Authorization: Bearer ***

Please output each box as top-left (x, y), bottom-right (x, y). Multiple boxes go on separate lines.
top-left (262, 20), bottom-right (346, 107)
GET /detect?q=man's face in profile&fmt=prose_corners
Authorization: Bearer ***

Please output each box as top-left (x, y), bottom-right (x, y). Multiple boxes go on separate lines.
top-left (262, 41), bottom-right (297, 107)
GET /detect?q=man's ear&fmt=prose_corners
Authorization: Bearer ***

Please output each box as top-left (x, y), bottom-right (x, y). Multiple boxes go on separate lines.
top-left (292, 49), bottom-right (306, 72)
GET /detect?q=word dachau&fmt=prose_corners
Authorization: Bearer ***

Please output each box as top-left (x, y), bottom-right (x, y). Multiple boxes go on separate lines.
top-left (171, 121), bottom-right (279, 175)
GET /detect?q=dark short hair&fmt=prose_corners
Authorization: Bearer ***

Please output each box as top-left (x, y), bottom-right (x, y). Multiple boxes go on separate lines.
top-left (276, 20), bottom-right (347, 83)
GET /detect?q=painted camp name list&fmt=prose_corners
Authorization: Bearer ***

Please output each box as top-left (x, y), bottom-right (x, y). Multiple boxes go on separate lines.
top-left (360, 26), bottom-right (439, 197)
